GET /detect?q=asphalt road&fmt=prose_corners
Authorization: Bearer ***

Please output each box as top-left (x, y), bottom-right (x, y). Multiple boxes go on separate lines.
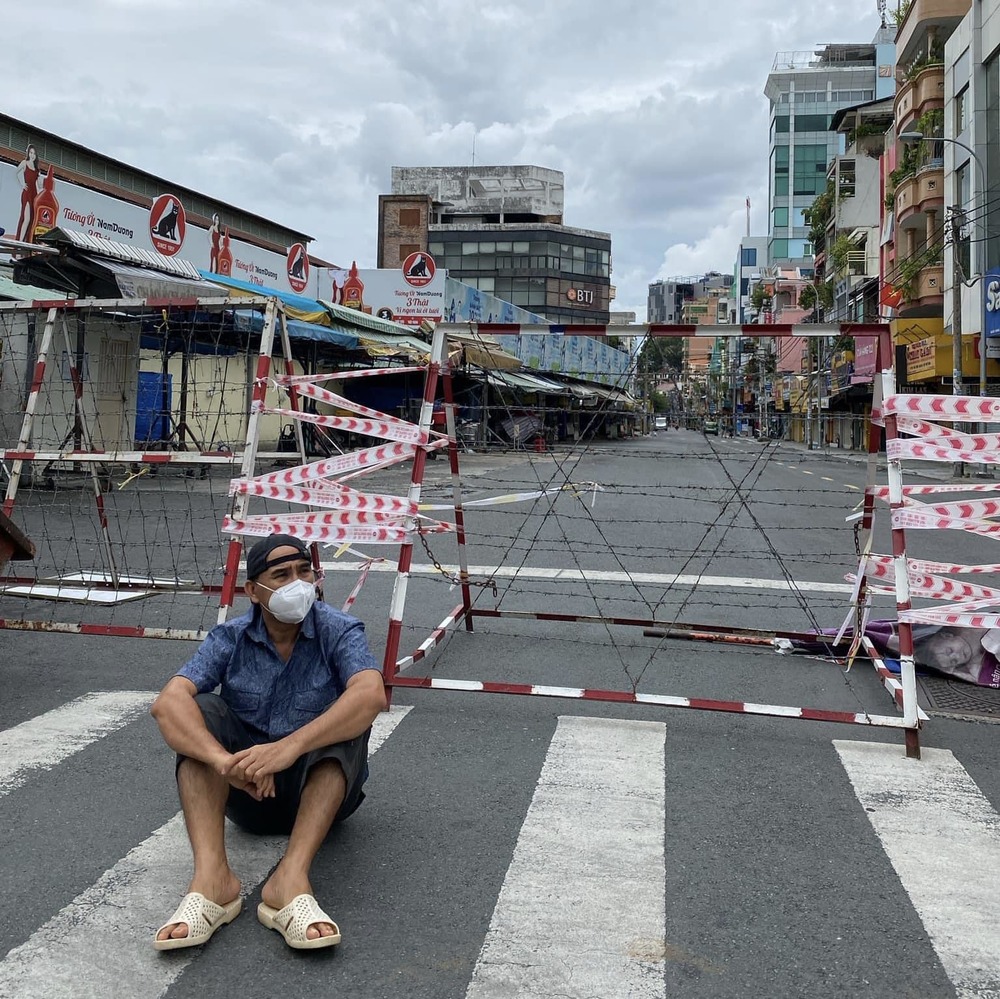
top-left (0, 428), bottom-right (998, 998)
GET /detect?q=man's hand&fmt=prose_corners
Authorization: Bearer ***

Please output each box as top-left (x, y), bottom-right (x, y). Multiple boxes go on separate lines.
top-left (216, 752), bottom-right (276, 800)
top-left (223, 741), bottom-right (299, 787)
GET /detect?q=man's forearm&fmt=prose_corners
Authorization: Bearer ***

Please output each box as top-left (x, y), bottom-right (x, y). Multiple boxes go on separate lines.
top-left (151, 693), bottom-right (229, 769)
top-left (285, 675), bottom-right (385, 756)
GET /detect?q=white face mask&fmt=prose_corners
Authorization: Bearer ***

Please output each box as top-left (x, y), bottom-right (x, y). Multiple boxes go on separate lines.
top-left (257, 578), bottom-right (317, 624)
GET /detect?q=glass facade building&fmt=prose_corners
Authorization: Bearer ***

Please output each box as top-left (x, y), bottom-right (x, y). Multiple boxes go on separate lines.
top-left (765, 33), bottom-right (895, 265)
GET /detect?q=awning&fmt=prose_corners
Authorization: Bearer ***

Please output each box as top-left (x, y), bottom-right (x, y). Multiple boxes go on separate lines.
top-left (231, 311), bottom-right (359, 349)
top-left (201, 270), bottom-right (334, 326)
top-left (320, 299), bottom-right (418, 337)
top-left (86, 256), bottom-right (218, 300)
top-left (41, 228), bottom-right (202, 279)
top-left (353, 330), bottom-right (434, 359)
top-left (446, 328), bottom-right (522, 370)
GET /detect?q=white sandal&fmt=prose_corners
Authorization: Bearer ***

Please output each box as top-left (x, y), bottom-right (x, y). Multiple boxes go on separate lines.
top-left (257, 893), bottom-right (341, 949)
top-left (154, 892), bottom-right (242, 951)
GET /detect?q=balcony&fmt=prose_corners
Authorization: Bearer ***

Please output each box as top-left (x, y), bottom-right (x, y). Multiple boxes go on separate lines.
top-left (898, 263), bottom-right (944, 318)
top-left (895, 0), bottom-right (970, 67)
top-left (894, 63), bottom-right (945, 133)
top-left (894, 163), bottom-right (944, 228)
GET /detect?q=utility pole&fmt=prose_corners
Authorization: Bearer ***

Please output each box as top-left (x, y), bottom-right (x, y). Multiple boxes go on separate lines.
top-left (951, 206), bottom-right (967, 477)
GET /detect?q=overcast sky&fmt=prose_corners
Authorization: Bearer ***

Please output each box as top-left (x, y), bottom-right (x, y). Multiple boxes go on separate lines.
top-left (5, 0), bottom-right (883, 319)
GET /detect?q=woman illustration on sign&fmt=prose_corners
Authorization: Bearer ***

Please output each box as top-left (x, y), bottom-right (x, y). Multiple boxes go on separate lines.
top-left (14, 144), bottom-right (41, 243)
top-left (208, 213), bottom-right (221, 272)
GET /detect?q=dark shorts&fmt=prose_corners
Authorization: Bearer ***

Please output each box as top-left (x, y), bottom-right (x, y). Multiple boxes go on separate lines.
top-left (178, 692), bottom-right (369, 835)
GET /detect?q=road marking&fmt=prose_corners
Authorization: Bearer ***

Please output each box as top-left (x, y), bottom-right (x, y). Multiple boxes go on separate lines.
top-left (801, 470), bottom-right (814, 475)
top-left (835, 740), bottom-right (1000, 999)
top-left (821, 476), bottom-right (835, 482)
top-left (0, 704), bottom-right (412, 999)
top-left (466, 716), bottom-right (666, 999)
top-left (320, 562), bottom-right (854, 595)
top-left (0, 692), bottom-right (154, 797)
top-left (845, 484), bottom-right (860, 491)
top-left (786, 464), bottom-right (798, 469)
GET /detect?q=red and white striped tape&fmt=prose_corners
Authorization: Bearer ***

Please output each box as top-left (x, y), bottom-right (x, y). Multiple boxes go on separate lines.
top-left (852, 560), bottom-right (1000, 601)
top-left (899, 605), bottom-right (1000, 629)
top-left (222, 517), bottom-right (455, 544)
top-left (231, 479), bottom-right (417, 514)
top-left (868, 552), bottom-right (1000, 575)
top-left (279, 381), bottom-right (426, 440)
top-left (264, 406), bottom-right (426, 445)
top-left (891, 507), bottom-right (1000, 535)
top-left (888, 440), bottom-right (1000, 464)
top-left (276, 366), bottom-right (426, 385)
top-left (884, 393), bottom-right (1000, 421)
top-left (872, 483), bottom-right (1000, 499)
top-left (245, 442), bottom-right (418, 485)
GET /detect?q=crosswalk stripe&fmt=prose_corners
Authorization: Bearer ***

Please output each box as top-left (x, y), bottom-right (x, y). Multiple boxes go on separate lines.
top-left (0, 692), bottom-right (155, 797)
top-left (835, 740), bottom-right (1000, 999)
top-left (0, 704), bottom-right (412, 999)
top-left (466, 715), bottom-right (666, 999)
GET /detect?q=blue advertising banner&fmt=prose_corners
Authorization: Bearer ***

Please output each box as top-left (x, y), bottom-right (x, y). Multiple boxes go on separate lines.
top-left (984, 268), bottom-right (1000, 338)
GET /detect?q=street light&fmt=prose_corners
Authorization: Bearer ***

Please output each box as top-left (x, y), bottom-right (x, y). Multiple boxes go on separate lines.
top-left (898, 130), bottom-right (989, 401)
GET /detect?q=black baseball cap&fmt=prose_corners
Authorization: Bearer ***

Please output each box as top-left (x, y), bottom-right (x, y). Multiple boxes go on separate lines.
top-left (246, 534), bottom-right (311, 580)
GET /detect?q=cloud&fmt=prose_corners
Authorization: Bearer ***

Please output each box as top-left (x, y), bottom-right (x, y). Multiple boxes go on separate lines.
top-left (3, 0), bottom-right (882, 318)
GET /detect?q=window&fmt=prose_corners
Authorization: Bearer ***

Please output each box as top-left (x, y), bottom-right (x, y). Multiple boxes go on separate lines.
top-left (771, 238), bottom-right (789, 258)
top-left (773, 145), bottom-right (789, 196)
top-left (398, 244), bottom-right (419, 262)
top-left (793, 143), bottom-right (829, 196)
top-left (741, 247), bottom-right (757, 266)
top-left (428, 242), bottom-right (445, 256)
top-left (793, 208), bottom-right (808, 228)
top-left (774, 114), bottom-right (790, 134)
top-left (793, 114), bottom-right (830, 132)
top-left (398, 208), bottom-right (421, 227)
top-left (479, 242), bottom-right (496, 254)
top-left (772, 207), bottom-right (789, 228)
top-left (956, 87), bottom-right (968, 134)
top-left (477, 277), bottom-right (495, 293)
top-left (462, 242), bottom-right (478, 255)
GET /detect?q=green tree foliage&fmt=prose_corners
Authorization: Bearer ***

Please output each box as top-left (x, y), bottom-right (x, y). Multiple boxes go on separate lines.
top-left (638, 335), bottom-right (683, 374)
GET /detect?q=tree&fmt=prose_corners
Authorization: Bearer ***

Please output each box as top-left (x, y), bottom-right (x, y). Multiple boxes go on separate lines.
top-left (638, 335), bottom-right (683, 375)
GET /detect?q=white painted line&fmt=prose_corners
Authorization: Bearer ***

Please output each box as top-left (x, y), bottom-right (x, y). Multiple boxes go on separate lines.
top-left (0, 692), bottom-right (155, 797)
top-left (821, 476), bottom-right (835, 482)
top-left (834, 740), bottom-right (1000, 999)
top-left (319, 562), bottom-right (854, 595)
top-left (801, 470), bottom-right (814, 475)
top-left (466, 716), bottom-right (666, 999)
top-left (845, 484), bottom-right (860, 491)
top-left (0, 704), bottom-right (412, 999)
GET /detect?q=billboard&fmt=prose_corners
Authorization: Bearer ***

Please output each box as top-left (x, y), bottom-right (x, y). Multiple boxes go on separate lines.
top-left (0, 143), bottom-right (319, 297)
top-left (324, 257), bottom-right (445, 326)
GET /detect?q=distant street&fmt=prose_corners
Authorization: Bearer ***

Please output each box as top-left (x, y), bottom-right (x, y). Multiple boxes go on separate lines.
top-left (1, 428), bottom-right (998, 999)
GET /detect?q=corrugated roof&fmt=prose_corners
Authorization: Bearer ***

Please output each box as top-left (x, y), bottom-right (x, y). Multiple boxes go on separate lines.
top-left (40, 228), bottom-right (203, 279)
top-left (320, 300), bottom-right (420, 337)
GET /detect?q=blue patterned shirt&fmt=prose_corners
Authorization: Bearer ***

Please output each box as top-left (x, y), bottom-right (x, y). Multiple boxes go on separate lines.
top-left (177, 601), bottom-right (379, 742)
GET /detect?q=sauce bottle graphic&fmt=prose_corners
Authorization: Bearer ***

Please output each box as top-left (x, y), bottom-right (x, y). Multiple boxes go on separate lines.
top-left (218, 227), bottom-right (234, 276)
top-left (33, 170), bottom-right (59, 240)
top-left (341, 261), bottom-right (366, 311)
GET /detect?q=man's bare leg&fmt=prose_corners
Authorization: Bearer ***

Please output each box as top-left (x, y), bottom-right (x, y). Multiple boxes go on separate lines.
top-left (260, 759), bottom-right (345, 940)
top-left (156, 758), bottom-right (241, 942)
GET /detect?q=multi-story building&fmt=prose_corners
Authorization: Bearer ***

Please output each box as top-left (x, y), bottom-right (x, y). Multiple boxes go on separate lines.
top-left (814, 96), bottom-right (894, 323)
top-left (647, 272), bottom-right (732, 323)
top-left (377, 166), bottom-right (612, 325)
top-left (732, 236), bottom-right (769, 323)
top-left (764, 31), bottom-right (896, 268)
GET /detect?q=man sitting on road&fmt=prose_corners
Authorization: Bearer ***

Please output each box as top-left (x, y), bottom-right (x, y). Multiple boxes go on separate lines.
top-left (150, 533), bottom-right (386, 952)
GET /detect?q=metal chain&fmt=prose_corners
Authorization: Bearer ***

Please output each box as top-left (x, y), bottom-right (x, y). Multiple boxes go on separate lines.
top-left (418, 531), bottom-right (497, 597)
